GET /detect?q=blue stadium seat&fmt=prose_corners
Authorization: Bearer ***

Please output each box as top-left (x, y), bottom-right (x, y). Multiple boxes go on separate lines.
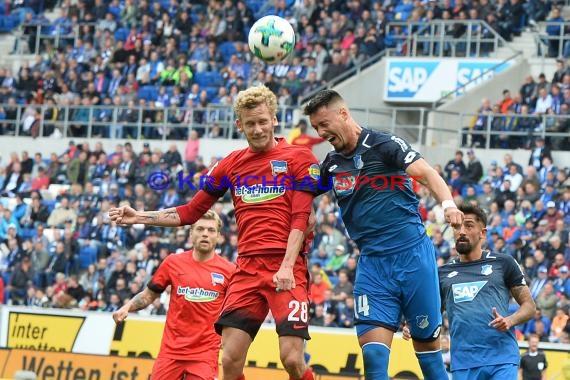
top-left (204, 86), bottom-right (219, 100)
top-left (194, 71), bottom-right (224, 88)
top-left (218, 41), bottom-right (237, 63)
top-left (137, 85), bottom-right (159, 102)
top-left (114, 27), bottom-right (129, 42)
top-left (79, 246), bottom-right (97, 269)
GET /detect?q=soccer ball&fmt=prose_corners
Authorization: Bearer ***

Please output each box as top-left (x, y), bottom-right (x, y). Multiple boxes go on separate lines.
top-left (248, 15), bottom-right (295, 63)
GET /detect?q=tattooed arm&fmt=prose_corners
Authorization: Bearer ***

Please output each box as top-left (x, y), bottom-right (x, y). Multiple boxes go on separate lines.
top-left (108, 205), bottom-right (181, 227)
top-left (135, 208), bottom-right (182, 226)
top-left (112, 288), bottom-right (160, 324)
top-left (489, 285), bottom-right (536, 332)
top-left (508, 285), bottom-right (536, 326)
top-left (110, 191), bottom-right (219, 227)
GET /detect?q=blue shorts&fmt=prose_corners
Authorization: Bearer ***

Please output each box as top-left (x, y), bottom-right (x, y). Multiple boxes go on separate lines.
top-left (452, 364), bottom-right (518, 380)
top-left (354, 237), bottom-right (442, 341)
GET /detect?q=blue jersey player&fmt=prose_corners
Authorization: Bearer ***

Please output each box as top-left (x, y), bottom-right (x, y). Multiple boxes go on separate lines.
top-left (438, 204), bottom-right (535, 379)
top-left (303, 90), bottom-right (464, 380)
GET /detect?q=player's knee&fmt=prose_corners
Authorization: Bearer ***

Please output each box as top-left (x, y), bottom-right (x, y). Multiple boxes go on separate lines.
top-left (362, 342), bottom-right (390, 379)
top-left (222, 348), bottom-right (246, 372)
top-left (280, 350), bottom-right (306, 378)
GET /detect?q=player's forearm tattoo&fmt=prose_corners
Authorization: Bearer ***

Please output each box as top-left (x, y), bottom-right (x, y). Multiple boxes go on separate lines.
top-left (510, 285), bottom-right (536, 325)
top-left (143, 212), bottom-right (159, 222)
top-left (141, 209), bottom-right (181, 226)
top-left (130, 292), bottom-right (154, 311)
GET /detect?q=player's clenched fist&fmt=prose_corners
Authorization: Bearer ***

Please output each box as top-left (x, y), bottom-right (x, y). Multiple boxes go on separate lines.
top-left (109, 205), bottom-right (137, 225)
top-left (112, 306), bottom-right (130, 324)
top-left (444, 207), bottom-right (464, 229)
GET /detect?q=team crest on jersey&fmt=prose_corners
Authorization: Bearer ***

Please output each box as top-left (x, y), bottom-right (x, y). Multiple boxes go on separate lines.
top-left (481, 265), bottom-right (493, 276)
top-left (416, 315), bottom-right (429, 329)
top-left (353, 154), bottom-right (364, 169)
top-left (270, 160), bottom-right (288, 175)
top-left (211, 272), bottom-right (225, 286)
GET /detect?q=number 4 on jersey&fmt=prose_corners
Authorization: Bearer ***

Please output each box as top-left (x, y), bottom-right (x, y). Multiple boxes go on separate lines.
top-left (355, 295), bottom-right (369, 318)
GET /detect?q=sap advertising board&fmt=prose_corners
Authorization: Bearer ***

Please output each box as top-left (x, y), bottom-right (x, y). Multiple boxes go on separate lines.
top-left (384, 58), bottom-right (513, 102)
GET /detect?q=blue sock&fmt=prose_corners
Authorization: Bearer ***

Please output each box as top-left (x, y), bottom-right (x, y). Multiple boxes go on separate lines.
top-left (416, 350), bottom-right (448, 380)
top-left (362, 342), bottom-right (390, 380)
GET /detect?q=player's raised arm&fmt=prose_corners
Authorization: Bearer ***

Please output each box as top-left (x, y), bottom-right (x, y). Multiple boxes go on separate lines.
top-left (109, 204), bottom-right (182, 227)
top-left (405, 158), bottom-right (464, 228)
top-left (113, 287), bottom-right (160, 324)
top-left (109, 190), bottom-right (220, 227)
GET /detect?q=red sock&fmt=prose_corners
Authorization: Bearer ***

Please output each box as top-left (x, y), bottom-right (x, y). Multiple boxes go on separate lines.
top-left (290, 368), bottom-right (314, 380)
top-left (236, 375), bottom-right (246, 380)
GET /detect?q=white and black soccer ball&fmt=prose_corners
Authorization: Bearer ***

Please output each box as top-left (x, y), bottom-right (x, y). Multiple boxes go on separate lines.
top-left (248, 15), bottom-right (295, 63)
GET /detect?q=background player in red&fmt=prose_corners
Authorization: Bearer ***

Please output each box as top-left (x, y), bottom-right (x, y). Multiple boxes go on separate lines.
top-left (290, 119), bottom-right (326, 151)
top-left (112, 210), bottom-right (235, 380)
top-left (109, 85), bottom-right (318, 380)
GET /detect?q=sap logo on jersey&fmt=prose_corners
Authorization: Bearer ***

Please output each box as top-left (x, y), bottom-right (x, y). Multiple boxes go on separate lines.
top-left (386, 61), bottom-right (438, 98)
top-left (452, 281), bottom-right (488, 303)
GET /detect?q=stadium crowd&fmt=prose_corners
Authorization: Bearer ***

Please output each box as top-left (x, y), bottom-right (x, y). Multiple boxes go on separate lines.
top-left (0, 136), bottom-right (570, 344)
top-left (463, 58), bottom-right (570, 151)
top-left (0, 0), bottom-right (559, 140)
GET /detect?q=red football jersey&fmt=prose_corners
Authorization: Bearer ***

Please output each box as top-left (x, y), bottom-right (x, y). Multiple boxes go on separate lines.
top-left (148, 252), bottom-right (235, 362)
top-left (203, 138), bottom-right (320, 256)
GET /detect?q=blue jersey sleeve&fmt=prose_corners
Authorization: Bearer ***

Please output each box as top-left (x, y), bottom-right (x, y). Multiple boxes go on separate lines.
top-left (377, 134), bottom-right (422, 171)
top-left (503, 255), bottom-right (527, 288)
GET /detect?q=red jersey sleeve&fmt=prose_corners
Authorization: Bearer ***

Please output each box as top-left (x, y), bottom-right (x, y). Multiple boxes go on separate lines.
top-left (201, 156), bottom-right (231, 198)
top-left (147, 255), bottom-right (172, 293)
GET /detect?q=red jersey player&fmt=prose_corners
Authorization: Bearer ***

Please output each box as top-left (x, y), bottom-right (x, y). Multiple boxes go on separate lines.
top-left (109, 85), bottom-right (318, 380)
top-left (112, 210), bottom-right (235, 380)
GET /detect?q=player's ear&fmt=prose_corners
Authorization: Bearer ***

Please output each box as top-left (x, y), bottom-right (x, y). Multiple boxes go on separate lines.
top-left (235, 119), bottom-right (243, 133)
top-left (273, 115), bottom-right (278, 128)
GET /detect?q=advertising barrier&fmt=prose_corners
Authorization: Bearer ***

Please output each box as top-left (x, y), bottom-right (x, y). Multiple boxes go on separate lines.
top-left (1, 306), bottom-right (569, 379)
top-left (384, 58), bottom-right (514, 102)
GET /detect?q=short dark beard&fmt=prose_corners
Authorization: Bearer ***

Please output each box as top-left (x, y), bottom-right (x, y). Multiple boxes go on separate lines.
top-left (456, 241), bottom-right (473, 255)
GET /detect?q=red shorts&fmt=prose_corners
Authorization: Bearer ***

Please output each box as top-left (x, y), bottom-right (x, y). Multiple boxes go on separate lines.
top-left (214, 254), bottom-right (311, 340)
top-left (151, 357), bottom-right (218, 380)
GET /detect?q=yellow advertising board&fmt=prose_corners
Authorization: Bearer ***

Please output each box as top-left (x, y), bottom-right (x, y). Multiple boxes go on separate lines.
top-left (6, 312), bottom-right (85, 352)
top-left (0, 349), bottom-right (155, 379)
top-left (1, 307), bottom-right (570, 379)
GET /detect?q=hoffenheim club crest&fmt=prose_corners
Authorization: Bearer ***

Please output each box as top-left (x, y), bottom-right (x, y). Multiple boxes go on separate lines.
top-left (353, 154), bottom-right (363, 169)
top-left (481, 265), bottom-right (493, 276)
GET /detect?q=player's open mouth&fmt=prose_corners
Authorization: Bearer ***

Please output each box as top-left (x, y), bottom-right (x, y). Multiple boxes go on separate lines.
top-left (328, 136), bottom-right (336, 143)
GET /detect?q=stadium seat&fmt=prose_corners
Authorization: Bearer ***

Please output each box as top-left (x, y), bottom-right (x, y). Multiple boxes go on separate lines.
top-left (79, 246), bottom-right (97, 269)
top-left (204, 86), bottom-right (219, 101)
top-left (218, 41), bottom-right (237, 63)
top-left (114, 27), bottom-right (129, 42)
top-left (137, 85), bottom-right (159, 102)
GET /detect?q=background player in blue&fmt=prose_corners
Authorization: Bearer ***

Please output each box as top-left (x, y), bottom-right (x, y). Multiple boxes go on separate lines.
top-left (438, 204), bottom-right (535, 379)
top-left (303, 89), bottom-right (464, 380)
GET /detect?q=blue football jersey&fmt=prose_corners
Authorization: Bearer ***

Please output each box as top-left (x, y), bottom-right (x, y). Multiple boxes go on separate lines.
top-left (439, 251), bottom-right (527, 371)
top-left (320, 129), bottom-right (424, 255)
